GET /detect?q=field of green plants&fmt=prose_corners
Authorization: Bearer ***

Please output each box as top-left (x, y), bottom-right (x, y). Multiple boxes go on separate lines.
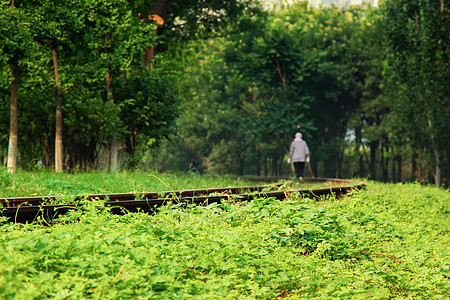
top-left (0, 171), bottom-right (449, 299)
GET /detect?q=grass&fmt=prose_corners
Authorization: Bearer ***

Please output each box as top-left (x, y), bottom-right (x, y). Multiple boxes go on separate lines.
top-left (0, 169), bottom-right (359, 198)
top-left (0, 170), bottom-right (265, 198)
top-left (0, 170), bottom-right (448, 299)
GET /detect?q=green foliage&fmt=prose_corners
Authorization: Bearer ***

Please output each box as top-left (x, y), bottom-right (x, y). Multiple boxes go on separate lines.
top-left (146, 1), bottom-right (447, 185)
top-left (153, 3), bottom-right (389, 178)
top-left (0, 167), bottom-right (12, 189)
top-left (1, 0), bottom-right (254, 171)
top-left (384, 0), bottom-right (450, 186)
top-left (113, 69), bottom-right (180, 167)
top-left (0, 180), bottom-right (448, 298)
top-left (0, 170), bottom-right (273, 198)
top-left (0, 90), bottom-right (8, 149)
top-left (1, 0), bottom-right (447, 186)
top-left (161, 0), bottom-right (260, 41)
top-left (81, 0), bottom-right (158, 79)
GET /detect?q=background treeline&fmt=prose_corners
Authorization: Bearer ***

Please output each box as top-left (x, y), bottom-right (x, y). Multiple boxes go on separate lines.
top-left (1, 1), bottom-right (449, 187)
top-left (0, 0), bottom-right (254, 171)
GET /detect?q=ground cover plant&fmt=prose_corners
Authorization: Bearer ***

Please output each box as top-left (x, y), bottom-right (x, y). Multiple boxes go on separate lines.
top-left (0, 173), bottom-right (448, 299)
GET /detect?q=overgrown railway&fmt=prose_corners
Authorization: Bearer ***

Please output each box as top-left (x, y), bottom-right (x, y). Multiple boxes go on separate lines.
top-left (0, 178), bottom-right (365, 223)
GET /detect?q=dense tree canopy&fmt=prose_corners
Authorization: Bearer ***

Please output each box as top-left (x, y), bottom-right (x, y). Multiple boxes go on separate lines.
top-left (143, 1), bottom-right (448, 186)
top-left (1, 1), bottom-right (448, 186)
top-left (0, 0), bottom-right (253, 171)
top-left (384, 0), bottom-right (449, 186)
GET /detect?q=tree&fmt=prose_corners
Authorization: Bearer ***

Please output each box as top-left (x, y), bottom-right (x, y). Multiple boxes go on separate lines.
top-left (385, 0), bottom-right (450, 186)
top-left (0, 1), bottom-right (30, 173)
top-left (0, 0), bottom-right (257, 173)
top-left (347, 6), bottom-right (390, 180)
top-left (81, 0), bottom-right (157, 170)
top-left (150, 2), bottom-right (392, 178)
top-left (24, 0), bottom-right (85, 172)
top-left (226, 7), bottom-right (317, 175)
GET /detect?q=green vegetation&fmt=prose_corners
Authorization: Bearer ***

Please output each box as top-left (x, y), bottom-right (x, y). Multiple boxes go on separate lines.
top-left (0, 170), bottom-right (266, 198)
top-left (1, 1), bottom-right (448, 186)
top-left (0, 0), bottom-right (255, 172)
top-left (0, 176), bottom-right (448, 299)
top-left (384, 0), bottom-right (449, 187)
top-left (1, 1), bottom-right (447, 296)
top-left (0, 170), bottom-right (357, 198)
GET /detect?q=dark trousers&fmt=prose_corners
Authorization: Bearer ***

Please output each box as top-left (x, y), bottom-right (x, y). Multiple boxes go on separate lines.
top-left (294, 161), bottom-right (305, 178)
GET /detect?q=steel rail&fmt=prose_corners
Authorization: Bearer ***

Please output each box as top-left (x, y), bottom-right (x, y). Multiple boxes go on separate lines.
top-left (0, 179), bottom-right (366, 223)
top-left (242, 177), bottom-right (355, 184)
top-left (0, 184), bottom-right (281, 208)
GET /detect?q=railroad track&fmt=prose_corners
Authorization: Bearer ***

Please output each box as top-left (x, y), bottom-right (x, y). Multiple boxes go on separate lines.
top-left (0, 178), bottom-right (365, 223)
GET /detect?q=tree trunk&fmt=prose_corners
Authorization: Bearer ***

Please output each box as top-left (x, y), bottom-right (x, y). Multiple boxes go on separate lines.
top-left (277, 157), bottom-right (282, 177)
top-left (369, 140), bottom-right (379, 179)
top-left (335, 151), bottom-right (342, 178)
top-left (381, 142), bottom-right (388, 181)
top-left (52, 47), bottom-right (63, 173)
top-left (396, 155), bottom-right (402, 182)
top-left (142, 0), bottom-right (171, 67)
top-left (391, 148), bottom-right (396, 182)
top-left (271, 156), bottom-right (277, 177)
top-left (144, 47), bottom-right (155, 69)
top-left (426, 115), bottom-right (442, 187)
top-left (255, 149), bottom-right (261, 176)
top-left (105, 71), bottom-right (119, 171)
top-left (355, 127), bottom-right (365, 177)
top-left (433, 148), bottom-right (441, 187)
top-left (43, 136), bottom-right (52, 167)
top-left (110, 135), bottom-right (119, 171)
top-left (264, 156), bottom-right (268, 177)
top-left (412, 151), bottom-right (417, 180)
top-left (7, 67), bottom-right (18, 174)
top-left (103, 31), bottom-right (120, 172)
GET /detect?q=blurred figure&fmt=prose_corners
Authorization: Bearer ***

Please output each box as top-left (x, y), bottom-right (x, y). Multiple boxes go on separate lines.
top-left (288, 132), bottom-right (310, 179)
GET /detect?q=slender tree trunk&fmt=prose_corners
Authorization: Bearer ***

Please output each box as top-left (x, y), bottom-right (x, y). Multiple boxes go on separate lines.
top-left (277, 157), bottom-right (281, 177)
top-left (52, 47), bottom-right (63, 173)
top-left (396, 155), bottom-right (402, 182)
top-left (110, 135), bottom-right (119, 171)
top-left (142, 1), bottom-right (171, 67)
top-left (335, 152), bottom-right (342, 178)
top-left (411, 151), bottom-right (417, 180)
top-left (144, 47), bottom-right (155, 69)
top-left (381, 142), bottom-right (388, 181)
top-left (271, 156), bottom-right (277, 177)
top-left (391, 148), bottom-right (396, 182)
top-left (433, 148), bottom-right (441, 187)
top-left (7, 1), bottom-right (18, 173)
top-left (105, 71), bottom-right (119, 171)
top-left (7, 67), bottom-right (18, 174)
top-left (426, 116), bottom-right (442, 187)
top-left (355, 127), bottom-right (365, 177)
top-left (264, 156), bottom-right (268, 177)
top-left (369, 141), bottom-right (379, 179)
top-left (44, 136), bottom-right (51, 167)
top-left (255, 148), bottom-right (261, 176)
top-left (103, 32), bottom-right (119, 172)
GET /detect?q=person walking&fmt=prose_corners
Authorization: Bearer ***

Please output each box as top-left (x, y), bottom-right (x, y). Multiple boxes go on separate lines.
top-left (288, 132), bottom-right (310, 179)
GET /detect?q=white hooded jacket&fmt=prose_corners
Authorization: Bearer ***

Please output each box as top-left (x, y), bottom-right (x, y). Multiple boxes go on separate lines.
top-left (289, 132), bottom-right (309, 162)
